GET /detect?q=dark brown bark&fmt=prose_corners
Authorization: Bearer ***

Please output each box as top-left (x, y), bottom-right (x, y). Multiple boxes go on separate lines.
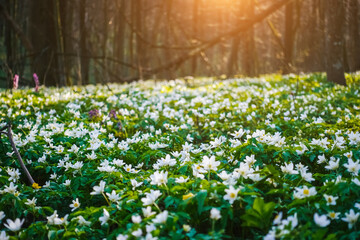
top-left (325, 0), bottom-right (346, 85)
top-left (348, 0), bottom-right (360, 71)
top-left (114, 0), bottom-right (126, 77)
top-left (79, 0), bottom-right (89, 85)
top-left (283, 1), bottom-right (294, 73)
top-left (29, 0), bottom-right (59, 86)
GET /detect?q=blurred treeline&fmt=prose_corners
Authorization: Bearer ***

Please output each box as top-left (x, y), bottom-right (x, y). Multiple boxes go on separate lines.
top-left (0, 0), bottom-right (359, 88)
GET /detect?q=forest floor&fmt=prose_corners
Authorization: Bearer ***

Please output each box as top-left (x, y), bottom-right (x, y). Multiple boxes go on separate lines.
top-left (0, 73), bottom-right (360, 239)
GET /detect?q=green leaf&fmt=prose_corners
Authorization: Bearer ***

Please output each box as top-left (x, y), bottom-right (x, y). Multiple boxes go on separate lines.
top-left (47, 231), bottom-right (56, 240)
top-left (196, 190), bottom-right (208, 215)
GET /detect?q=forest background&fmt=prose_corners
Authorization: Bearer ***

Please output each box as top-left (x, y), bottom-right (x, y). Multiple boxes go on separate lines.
top-left (0, 0), bottom-right (359, 88)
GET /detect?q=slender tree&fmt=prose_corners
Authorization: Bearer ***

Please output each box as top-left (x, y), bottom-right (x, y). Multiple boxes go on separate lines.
top-left (348, 0), bottom-right (360, 71)
top-left (325, 0), bottom-right (346, 85)
top-left (79, 0), bottom-right (89, 85)
top-left (29, 0), bottom-right (59, 86)
top-left (283, 0), bottom-right (294, 73)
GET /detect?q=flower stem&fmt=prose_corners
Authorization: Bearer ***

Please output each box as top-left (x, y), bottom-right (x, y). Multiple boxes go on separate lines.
top-left (154, 202), bottom-right (162, 212)
top-left (102, 192), bottom-right (111, 206)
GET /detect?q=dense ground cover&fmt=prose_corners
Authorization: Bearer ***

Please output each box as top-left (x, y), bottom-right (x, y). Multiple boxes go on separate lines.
top-left (0, 73), bottom-right (360, 239)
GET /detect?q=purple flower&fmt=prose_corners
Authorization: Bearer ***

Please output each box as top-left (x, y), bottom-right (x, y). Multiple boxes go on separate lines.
top-left (88, 109), bottom-right (99, 119)
top-left (13, 75), bottom-right (19, 90)
top-left (33, 73), bottom-right (39, 92)
top-left (109, 109), bottom-right (117, 119)
top-left (117, 122), bottom-right (122, 131)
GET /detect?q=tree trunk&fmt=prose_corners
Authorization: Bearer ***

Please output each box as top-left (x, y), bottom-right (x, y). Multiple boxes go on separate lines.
top-left (325, 0), bottom-right (346, 85)
top-left (242, 0), bottom-right (256, 76)
top-left (283, 1), bottom-right (294, 73)
top-left (4, 0), bottom-right (14, 88)
top-left (102, 0), bottom-right (109, 83)
top-left (54, 0), bottom-right (66, 87)
top-left (114, 0), bottom-right (126, 78)
top-left (29, 0), bottom-right (59, 86)
top-left (191, 0), bottom-right (199, 76)
top-left (79, 0), bottom-right (89, 85)
top-left (348, 0), bottom-right (360, 71)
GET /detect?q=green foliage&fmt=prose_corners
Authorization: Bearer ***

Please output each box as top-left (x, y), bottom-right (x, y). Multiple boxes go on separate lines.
top-left (0, 73), bottom-right (359, 239)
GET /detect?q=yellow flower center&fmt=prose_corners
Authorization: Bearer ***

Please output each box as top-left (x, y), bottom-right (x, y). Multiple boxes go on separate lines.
top-left (327, 197), bottom-right (332, 203)
top-left (74, 203), bottom-right (79, 207)
top-left (230, 193), bottom-right (236, 198)
top-left (303, 189), bottom-right (309, 195)
top-left (329, 212), bottom-right (335, 218)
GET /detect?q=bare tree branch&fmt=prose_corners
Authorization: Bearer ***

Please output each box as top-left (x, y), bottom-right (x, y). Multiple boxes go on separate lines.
top-left (146, 0), bottom-right (294, 76)
top-left (2, 121), bottom-right (35, 185)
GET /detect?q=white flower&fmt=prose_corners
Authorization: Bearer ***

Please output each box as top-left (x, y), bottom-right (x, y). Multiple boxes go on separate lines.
top-left (0, 231), bottom-right (9, 240)
top-left (63, 179), bottom-right (71, 186)
top-left (282, 213), bottom-right (298, 229)
top-left (210, 208), bottom-right (221, 220)
top-left (69, 198), bottom-right (80, 211)
top-left (116, 234), bottom-right (128, 240)
top-left (132, 229), bottom-right (142, 237)
top-left (244, 155), bottom-right (256, 166)
top-left (141, 190), bottom-right (162, 206)
top-left (264, 231), bottom-right (276, 240)
top-left (218, 171), bottom-right (231, 181)
top-left (132, 215), bottom-right (142, 224)
top-left (343, 159), bottom-right (360, 176)
top-left (281, 162), bottom-right (298, 174)
top-left (328, 212), bottom-right (340, 220)
top-left (175, 176), bottom-right (189, 183)
top-left (76, 216), bottom-right (91, 226)
top-left (90, 180), bottom-right (106, 195)
top-left (25, 197), bottom-right (37, 208)
top-left (293, 186), bottom-right (317, 199)
top-left (153, 210), bottom-right (168, 224)
top-left (183, 224), bottom-right (191, 232)
top-left (43, 181), bottom-right (51, 188)
top-left (314, 213), bottom-right (330, 227)
top-left (130, 179), bottom-right (143, 190)
top-left (325, 158), bottom-right (340, 170)
top-left (7, 168), bottom-right (20, 182)
top-left (352, 178), bottom-right (360, 186)
top-left (106, 190), bottom-right (121, 203)
top-left (317, 154), bottom-right (327, 164)
top-left (273, 212), bottom-right (282, 225)
top-left (53, 214), bottom-right (69, 225)
top-left (323, 194), bottom-right (338, 206)
top-left (47, 211), bottom-right (59, 225)
top-left (355, 203), bottom-right (360, 210)
top-left (3, 182), bottom-right (18, 194)
top-left (223, 186), bottom-right (240, 204)
top-left (342, 209), bottom-right (359, 229)
top-left (299, 168), bottom-right (314, 182)
top-left (0, 211), bottom-right (5, 221)
top-left (231, 129), bottom-right (245, 139)
top-left (99, 209), bottom-right (110, 225)
top-left (149, 171), bottom-right (168, 186)
top-left (146, 223), bottom-right (156, 233)
top-left (4, 218), bottom-right (24, 231)
top-left (142, 206), bottom-right (156, 218)
top-left (201, 155), bottom-right (220, 171)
